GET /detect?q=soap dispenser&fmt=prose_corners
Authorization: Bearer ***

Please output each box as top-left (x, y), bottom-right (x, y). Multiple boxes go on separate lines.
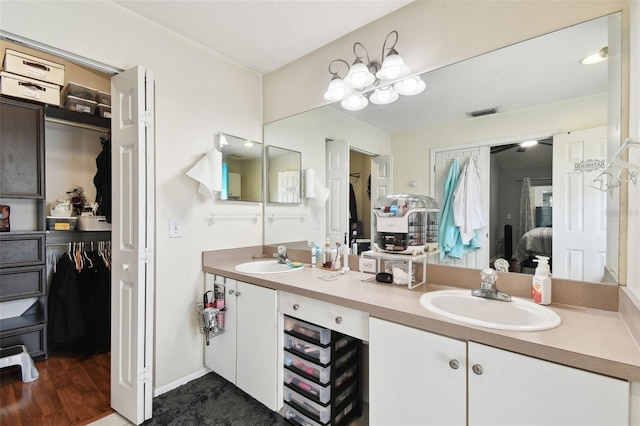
top-left (532, 255), bottom-right (551, 305)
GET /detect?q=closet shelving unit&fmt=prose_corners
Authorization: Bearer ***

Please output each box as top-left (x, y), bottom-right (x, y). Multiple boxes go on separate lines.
top-left (283, 315), bottom-right (362, 426)
top-left (0, 96), bottom-right (111, 359)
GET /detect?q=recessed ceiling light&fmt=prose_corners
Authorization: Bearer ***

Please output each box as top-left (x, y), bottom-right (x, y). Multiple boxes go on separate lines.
top-left (580, 47), bottom-right (608, 65)
top-left (244, 140), bottom-right (254, 147)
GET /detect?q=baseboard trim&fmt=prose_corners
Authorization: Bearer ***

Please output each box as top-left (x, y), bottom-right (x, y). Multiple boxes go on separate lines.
top-left (153, 367), bottom-right (212, 397)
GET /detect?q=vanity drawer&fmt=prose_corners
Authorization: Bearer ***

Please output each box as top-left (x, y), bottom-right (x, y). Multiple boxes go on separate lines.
top-left (279, 291), bottom-right (369, 341)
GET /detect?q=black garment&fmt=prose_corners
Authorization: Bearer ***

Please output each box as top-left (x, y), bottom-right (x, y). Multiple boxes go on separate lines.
top-left (48, 255), bottom-right (85, 344)
top-left (349, 183), bottom-right (358, 228)
top-left (94, 136), bottom-right (112, 222)
top-left (78, 252), bottom-right (111, 355)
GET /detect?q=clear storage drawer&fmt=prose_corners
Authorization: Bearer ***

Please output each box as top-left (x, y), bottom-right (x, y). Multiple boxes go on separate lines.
top-left (284, 316), bottom-right (331, 345)
top-left (335, 347), bottom-right (357, 369)
top-left (284, 388), bottom-right (331, 423)
top-left (285, 351), bottom-right (331, 384)
top-left (283, 403), bottom-right (323, 426)
top-left (284, 369), bottom-right (330, 404)
top-left (285, 333), bottom-right (331, 364)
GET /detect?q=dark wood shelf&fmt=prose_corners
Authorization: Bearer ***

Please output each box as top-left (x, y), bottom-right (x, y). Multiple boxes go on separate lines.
top-left (45, 105), bottom-right (110, 130)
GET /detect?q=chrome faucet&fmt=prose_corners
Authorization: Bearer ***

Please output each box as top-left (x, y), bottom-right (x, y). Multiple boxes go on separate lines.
top-left (472, 268), bottom-right (512, 302)
top-left (273, 245), bottom-right (289, 264)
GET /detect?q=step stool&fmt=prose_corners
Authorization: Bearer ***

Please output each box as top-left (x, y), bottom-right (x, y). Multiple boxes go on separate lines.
top-left (0, 345), bottom-right (39, 383)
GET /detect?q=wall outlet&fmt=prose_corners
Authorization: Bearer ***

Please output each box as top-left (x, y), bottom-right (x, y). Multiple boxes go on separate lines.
top-left (359, 258), bottom-right (377, 273)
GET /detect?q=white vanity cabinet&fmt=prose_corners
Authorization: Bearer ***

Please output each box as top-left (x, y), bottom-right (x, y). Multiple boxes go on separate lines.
top-left (369, 317), bottom-right (467, 425)
top-left (204, 274), bottom-right (278, 410)
top-left (369, 318), bottom-right (630, 426)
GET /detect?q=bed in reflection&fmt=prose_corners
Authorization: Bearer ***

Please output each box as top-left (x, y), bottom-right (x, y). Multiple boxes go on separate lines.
top-left (514, 227), bottom-right (552, 272)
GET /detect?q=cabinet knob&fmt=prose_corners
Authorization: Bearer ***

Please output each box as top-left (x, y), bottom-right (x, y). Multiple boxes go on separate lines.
top-left (335, 316), bottom-right (343, 324)
top-left (472, 364), bottom-right (484, 375)
top-left (449, 359), bottom-right (459, 370)
top-left (235, 291), bottom-right (241, 297)
top-left (293, 304), bottom-right (300, 311)
top-left (228, 289), bottom-right (234, 295)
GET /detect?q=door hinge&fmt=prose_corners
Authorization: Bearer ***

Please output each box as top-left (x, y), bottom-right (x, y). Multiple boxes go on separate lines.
top-left (139, 367), bottom-right (151, 384)
top-left (142, 248), bottom-right (154, 264)
top-left (141, 111), bottom-right (152, 127)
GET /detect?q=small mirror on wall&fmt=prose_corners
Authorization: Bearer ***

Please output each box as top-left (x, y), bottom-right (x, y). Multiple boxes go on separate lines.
top-left (219, 133), bottom-right (263, 202)
top-left (266, 146), bottom-right (301, 204)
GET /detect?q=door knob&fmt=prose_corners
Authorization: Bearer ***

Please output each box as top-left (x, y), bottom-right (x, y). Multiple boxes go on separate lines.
top-left (472, 364), bottom-right (484, 375)
top-left (449, 359), bottom-right (459, 369)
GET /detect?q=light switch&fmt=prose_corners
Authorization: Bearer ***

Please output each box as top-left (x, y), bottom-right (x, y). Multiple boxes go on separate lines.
top-left (169, 219), bottom-right (182, 238)
top-left (506, 213), bottom-right (512, 220)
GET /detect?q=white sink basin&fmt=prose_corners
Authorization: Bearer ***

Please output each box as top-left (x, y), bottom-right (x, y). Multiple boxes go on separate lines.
top-left (419, 289), bottom-right (561, 331)
top-left (234, 260), bottom-right (304, 275)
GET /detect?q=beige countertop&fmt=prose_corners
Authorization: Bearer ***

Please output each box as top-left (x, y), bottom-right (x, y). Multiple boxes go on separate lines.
top-left (203, 255), bottom-right (640, 382)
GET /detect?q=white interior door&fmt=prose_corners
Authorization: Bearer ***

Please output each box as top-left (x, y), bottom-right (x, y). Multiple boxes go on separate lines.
top-left (326, 139), bottom-right (349, 244)
top-left (431, 146), bottom-right (489, 268)
top-left (277, 170), bottom-right (300, 203)
top-left (552, 126), bottom-right (607, 282)
top-left (111, 65), bottom-right (155, 425)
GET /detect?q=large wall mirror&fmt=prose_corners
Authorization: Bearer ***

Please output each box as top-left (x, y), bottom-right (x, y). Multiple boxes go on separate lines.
top-left (266, 146), bottom-right (301, 204)
top-left (263, 13), bottom-right (623, 285)
top-left (219, 132), bottom-right (263, 202)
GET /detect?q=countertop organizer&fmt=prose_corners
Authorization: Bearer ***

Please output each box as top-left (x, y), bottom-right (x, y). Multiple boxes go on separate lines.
top-left (283, 315), bottom-right (362, 426)
top-left (359, 249), bottom-right (427, 289)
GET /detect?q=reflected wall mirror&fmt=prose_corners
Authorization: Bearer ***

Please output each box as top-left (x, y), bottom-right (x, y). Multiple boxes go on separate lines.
top-left (263, 13), bottom-right (622, 285)
top-left (266, 146), bottom-right (302, 204)
top-left (219, 132), bottom-right (263, 202)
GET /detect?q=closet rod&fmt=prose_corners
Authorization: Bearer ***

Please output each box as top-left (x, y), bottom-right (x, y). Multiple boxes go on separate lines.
top-left (46, 241), bottom-right (110, 248)
top-left (515, 177), bottom-right (552, 181)
top-left (45, 116), bottom-right (110, 133)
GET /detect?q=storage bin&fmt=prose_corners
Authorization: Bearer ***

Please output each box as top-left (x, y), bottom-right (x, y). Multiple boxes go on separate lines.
top-left (283, 403), bottom-right (323, 426)
top-left (284, 369), bottom-right (330, 404)
top-left (284, 388), bottom-right (331, 423)
top-left (335, 347), bottom-right (357, 369)
top-left (46, 216), bottom-right (77, 231)
top-left (335, 380), bottom-right (358, 406)
top-left (62, 81), bottom-right (98, 101)
top-left (77, 216), bottom-right (111, 231)
top-left (3, 49), bottom-right (65, 86)
top-left (285, 334), bottom-right (331, 364)
top-left (335, 364), bottom-right (357, 388)
top-left (0, 71), bottom-right (60, 106)
top-left (285, 351), bottom-right (331, 384)
top-left (335, 334), bottom-right (353, 351)
top-left (96, 91), bottom-right (111, 105)
top-left (284, 316), bottom-right (331, 345)
top-left (335, 400), bottom-right (355, 424)
top-left (95, 103), bottom-right (111, 118)
top-left (64, 95), bottom-right (97, 114)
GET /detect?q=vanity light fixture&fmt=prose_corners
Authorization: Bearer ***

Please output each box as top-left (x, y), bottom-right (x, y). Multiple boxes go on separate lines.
top-left (324, 30), bottom-right (425, 111)
top-left (580, 47), bottom-right (608, 65)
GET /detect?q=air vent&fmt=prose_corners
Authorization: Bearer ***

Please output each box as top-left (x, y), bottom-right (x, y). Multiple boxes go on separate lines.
top-left (468, 108), bottom-right (498, 118)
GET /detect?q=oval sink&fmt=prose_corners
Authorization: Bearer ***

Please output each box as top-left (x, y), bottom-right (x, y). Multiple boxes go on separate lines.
top-left (419, 289), bottom-right (561, 331)
top-left (234, 260), bottom-right (304, 275)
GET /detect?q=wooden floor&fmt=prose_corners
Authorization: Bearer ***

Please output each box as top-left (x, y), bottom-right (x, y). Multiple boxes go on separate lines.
top-left (0, 351), bottom-right (114, 426)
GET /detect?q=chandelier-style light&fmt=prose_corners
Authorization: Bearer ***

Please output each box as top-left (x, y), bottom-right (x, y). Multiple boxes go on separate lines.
top-left (324, 31), bottom-right (425, 111)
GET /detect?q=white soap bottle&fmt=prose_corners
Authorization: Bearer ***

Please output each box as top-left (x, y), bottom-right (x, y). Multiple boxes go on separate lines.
top-left (532, 255), bottom-right (552, 305)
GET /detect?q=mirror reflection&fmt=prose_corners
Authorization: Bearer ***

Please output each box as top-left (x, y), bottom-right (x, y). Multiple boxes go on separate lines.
top-left (266, 146), bottom-right (301, 204)
top-left (219, 133), bottom-right (262, 202)
top-left (263, 13), bottom-right (622, 284)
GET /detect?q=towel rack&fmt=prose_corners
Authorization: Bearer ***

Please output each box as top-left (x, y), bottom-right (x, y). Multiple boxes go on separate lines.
top-left (266, 213), bottom-right (306, 224)
top-left (206, 213), bottom-right (260, 226)
top-left (590, 138), bottom-right (640, 192)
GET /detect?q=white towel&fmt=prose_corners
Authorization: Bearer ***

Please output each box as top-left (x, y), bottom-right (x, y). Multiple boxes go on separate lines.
top-left (312, 178), bottom-right (330, 208)
top-left (186, 149), bottom-right (222, 201)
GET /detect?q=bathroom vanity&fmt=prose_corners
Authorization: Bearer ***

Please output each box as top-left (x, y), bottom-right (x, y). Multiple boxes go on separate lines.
top-left (203, 251), bottom-right (640, 425)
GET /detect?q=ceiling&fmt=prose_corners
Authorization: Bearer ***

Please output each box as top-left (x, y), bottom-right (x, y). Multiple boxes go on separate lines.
top-left (113, 0), bottom-right (413, 74)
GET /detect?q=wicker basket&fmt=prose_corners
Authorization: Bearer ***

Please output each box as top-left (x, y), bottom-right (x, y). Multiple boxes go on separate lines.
top-left (77, 215), bottom-right (111, 231)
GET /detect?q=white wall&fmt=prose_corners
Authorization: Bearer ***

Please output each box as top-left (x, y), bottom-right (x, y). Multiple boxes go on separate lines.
top-left (263, 106), bottom-right (390, 245)
top-left (0, 0), bottom-right (263, 389)
top-left (628, 0), bottom-right (640, 296)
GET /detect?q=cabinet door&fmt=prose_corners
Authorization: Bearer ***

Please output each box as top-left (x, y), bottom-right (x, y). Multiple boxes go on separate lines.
top-left (0, 97), bottom-right (44, 198)
top-left (236, 281), bottom-right (278, 410)
top-left (369, 317), bottom-right (467, 426)
top-left (468, 342), bottom-right (629, 426)
top-left (204, 275), bottom-right (237, 384)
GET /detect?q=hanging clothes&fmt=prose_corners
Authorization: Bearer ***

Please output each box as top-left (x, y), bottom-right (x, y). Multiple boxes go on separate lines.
top-left (518, 177), bottom-right (535, 241)
top-left (48, 254), bottom-right (86, 345)
top-left (453, 156), bottom-right (484, 245)
top-left (438, 159), bottom-right (464, 259)
top-left (94, 134), bottom-right (112, 222)
top-left (349, 183), bottom-right (358, 229)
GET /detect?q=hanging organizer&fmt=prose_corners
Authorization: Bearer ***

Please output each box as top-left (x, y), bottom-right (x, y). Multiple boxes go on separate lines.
top-left (195, 290), bottom-right (225, 345)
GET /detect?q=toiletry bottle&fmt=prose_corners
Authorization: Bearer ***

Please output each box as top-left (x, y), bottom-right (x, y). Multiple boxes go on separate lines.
top-left (331, 242), bottom-right (341, 270)
top-left (532, 255), bottom-right (551, 305)
top-left (310, 244), bottom-right (317, 268)
top-left (322, 239), bottom-right (331, 268)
